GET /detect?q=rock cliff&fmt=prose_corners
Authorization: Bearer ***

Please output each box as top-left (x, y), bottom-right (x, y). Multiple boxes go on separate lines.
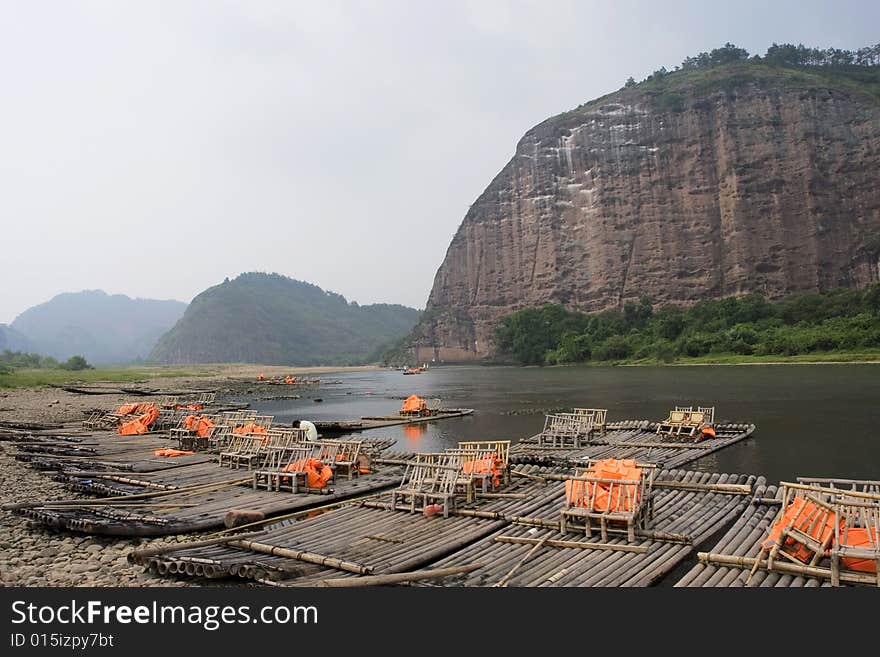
top-left (411, 63), bottom-right (880, 361)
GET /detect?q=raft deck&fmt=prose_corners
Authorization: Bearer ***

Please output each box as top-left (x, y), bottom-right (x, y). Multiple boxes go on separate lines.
top-left (132, 466), bottom-right (759, 586)
top-left (54, 437), bottom-right (397, 497)
top-left (11, 430), bottom-right (215, 472)
top-left (12, 466), bottom-right (405, 537)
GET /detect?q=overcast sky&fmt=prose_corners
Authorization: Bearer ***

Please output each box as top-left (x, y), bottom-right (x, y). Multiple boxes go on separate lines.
top-left (1, 0), bottom-right (876, 323)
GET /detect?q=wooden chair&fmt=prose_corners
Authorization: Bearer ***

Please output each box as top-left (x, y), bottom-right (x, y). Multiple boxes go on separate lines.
top-left (560, 459), bottom-right (657, 542)
top-left (656, 410), bottom-right (688, 436)
top-left (321, 439), bottom-right (362, 480)
top-left (457, 440), bottom-right (511, 488)
top-left (826, 488), bottom-right (880, 586)
top-left (697, 406), bottom-right (715, 424)
top-left (390, 453), bottom-right (462, 518)
top-left (547, 412), bottom-right (598, 447)
top-left (270, 442), bottom-right (337, 494)
top-left (218, 435), bottom-right (270, 469)
top-left (82, 410), bottom-right (109, 429)
top-left (252, 444), bottom-right (314, 492)
top-left (572, 408), bottom-right (608, 435)
top-left (196, 392), bottom-right (216, 406)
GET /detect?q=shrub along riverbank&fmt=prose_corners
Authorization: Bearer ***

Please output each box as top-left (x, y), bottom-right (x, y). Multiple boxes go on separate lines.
top-left (493, 285), bottom-right (880, 366)
top-left (0, 350), bottom-right (219, 389)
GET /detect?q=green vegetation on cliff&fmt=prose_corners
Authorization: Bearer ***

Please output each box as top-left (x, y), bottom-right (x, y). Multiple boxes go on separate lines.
top-left (569, 41), bottom-right (880, 126)
top-left (150, 273), bottom-right (421, 366)
top-left (631, 42), bottom-right (880, 98)
top-left (494, 285), bottom-right (880, 366)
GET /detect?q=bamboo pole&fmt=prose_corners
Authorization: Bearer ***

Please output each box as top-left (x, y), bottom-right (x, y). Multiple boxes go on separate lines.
top-left (129, 530), bottom-right (270, 561)
top-left (780, 481), bottom-right (880, 502)
top-left (592, 441), bottom-right (715, 450)
top-left (493, 535), bottom-right (649, 553)
top-left (476, 493), bottom-right (527, 499)
top-left (495, 532), bottom-right (550, 587)
top-left (296, 563), bottom-right (484, 587)
top-left (697, 552), bottom-right (878, 586)
top-left (654, 480), bottom-right (752, 494)
top-left (228, 539), bottom-right (373, 574)
top-left (511, 470), bottom-right (548, 483)
top-left (202, 490), bottom-right (392, 538)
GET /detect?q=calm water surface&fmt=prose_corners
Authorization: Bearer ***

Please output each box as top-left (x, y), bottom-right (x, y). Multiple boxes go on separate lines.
top-left (253, 364), bottom-right (880, 485)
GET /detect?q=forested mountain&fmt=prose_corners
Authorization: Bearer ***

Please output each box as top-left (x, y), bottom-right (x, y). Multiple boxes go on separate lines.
top-left (150, 273), bottom-right (421, 365)
top-left (11, 291), bottom-right (187, 364)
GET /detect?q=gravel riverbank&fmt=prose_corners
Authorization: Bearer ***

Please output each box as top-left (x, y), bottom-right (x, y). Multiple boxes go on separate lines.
top-left (0, 366), bottom-right (348, 587)
top-left (0, 445), bottom-right (217, 587)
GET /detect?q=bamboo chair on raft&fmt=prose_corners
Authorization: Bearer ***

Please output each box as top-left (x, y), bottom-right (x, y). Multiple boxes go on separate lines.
top-left (217, 423), bottom-right (279, 470)
top-left (655, 406), bottom-right (714, 438)
top-left (560, 458), bottom-right (657, 542)
top-left (319, 439), bottom-right (362, 480)
top-left (537, 412), bottom-right (597, 448)
top-left (172, 413), bottom-right (225, 451)
top-left (391, 453), bottom-right (467, 518)
top-left (399, 395), bottom-right (440, 417)
top-left (210, 410), bottom-right (257, 449)
top-left (572, 408), bottom-right (608, 435)
top-left (252, 444), bottom-right (315, 493)
top-left (455, 440), bottom-right (511, 490)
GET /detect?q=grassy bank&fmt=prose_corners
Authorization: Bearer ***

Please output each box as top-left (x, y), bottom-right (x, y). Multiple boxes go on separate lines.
top-left (0, 366), bottom-right (221, 389)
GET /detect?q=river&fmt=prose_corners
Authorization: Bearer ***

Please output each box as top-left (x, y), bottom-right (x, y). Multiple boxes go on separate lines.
top-left (253, 363), bottom-right (880, 485)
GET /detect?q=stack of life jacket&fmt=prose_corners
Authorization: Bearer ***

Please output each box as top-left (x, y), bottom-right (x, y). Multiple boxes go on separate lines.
top-left (118, 403), bottom-right (160, 436)
top-left (564, 458), bottom-right (644, 513)
top-left (282, 458), bottom-right (333, 489)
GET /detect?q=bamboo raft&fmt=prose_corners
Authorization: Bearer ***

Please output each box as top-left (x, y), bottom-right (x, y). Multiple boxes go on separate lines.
top-left (54, 437), bottom-right (398, 496)
top-left (131, 466), bottom-right (759, 586)
top-left (510, 420), bottom-right (756, 469)
top-left (314, 409), bottom-right (474, 434)
top-left (12, 430), bottom-right (216, 473)
top-left (130, 464), bottom-right (566, 581)
top-left (418, 469), bottom-right (759, 587)
top-left (10, 466), bottom-right (405, 537)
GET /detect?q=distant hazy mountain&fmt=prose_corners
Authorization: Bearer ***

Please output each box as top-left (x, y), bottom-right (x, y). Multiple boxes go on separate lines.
top-left (11, 290), bottom-right (187, 364)
top-left (150, 272), bottom-right (421, 365)
top-left (0, 324), bottom-right (36, 353)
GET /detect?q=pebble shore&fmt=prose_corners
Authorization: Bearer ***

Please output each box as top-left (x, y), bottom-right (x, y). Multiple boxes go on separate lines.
top-left (0, 445), bottom-right (215, 587)
top-left (0, 369), bottom-right (293, 587)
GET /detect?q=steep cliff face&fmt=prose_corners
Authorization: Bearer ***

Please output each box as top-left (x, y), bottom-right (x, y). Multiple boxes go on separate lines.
top-left (411, 64), bottom-right (880, 361)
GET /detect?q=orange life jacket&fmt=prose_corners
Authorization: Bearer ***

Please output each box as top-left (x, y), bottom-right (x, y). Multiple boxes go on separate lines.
top-left (564, 459), bottom-right (643, 512)
top-left (153, 448), bottom-right (194, 457)
top-left (401, 394), bottom-right (426, 414)
top-left (839, 528), bottom-right (879, 573)
top-left (117, 406), bottom-right (160, 435)
top-left (461, 454), bottom-right (503, 488)
top-left (196, 417), bottom-right (215, 438)
top-left (282, 458), bottom-right (333, 489)
top-left (761, 496), bottom-right (842, 563)
top-left (233, 423), bottom-right (267, 435)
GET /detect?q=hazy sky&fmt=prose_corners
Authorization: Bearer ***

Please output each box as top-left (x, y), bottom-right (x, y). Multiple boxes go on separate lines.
top-left (1, 1), bottom-right (876, 323)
